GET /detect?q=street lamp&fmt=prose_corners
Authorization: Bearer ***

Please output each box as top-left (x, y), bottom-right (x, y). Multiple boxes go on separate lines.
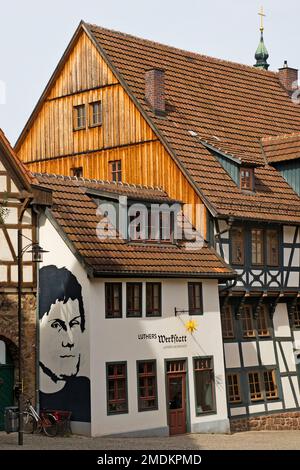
top-left (17, 231), bottom-right (48, 445)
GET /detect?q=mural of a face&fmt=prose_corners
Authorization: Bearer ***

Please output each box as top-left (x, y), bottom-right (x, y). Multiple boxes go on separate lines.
top-left (39, 265), bottom-right (85, 383)
top-left (40, 298), bottom-right (82, 379)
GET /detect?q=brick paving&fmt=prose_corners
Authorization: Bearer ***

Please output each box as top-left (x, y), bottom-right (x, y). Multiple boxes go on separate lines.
top-left (0, 430), bottom-right (300, 450)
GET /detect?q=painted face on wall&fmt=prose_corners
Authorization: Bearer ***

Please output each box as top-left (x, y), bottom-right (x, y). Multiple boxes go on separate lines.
top-left (39, 298), bottom-right (82, 380)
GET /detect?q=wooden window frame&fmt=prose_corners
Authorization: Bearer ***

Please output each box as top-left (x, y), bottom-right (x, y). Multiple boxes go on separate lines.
top-left (89, 100), bottom-right (102, 127)
top-left (126, 282), bottom-right (142, 317)
top-left (137, 360), bottom-right (158, 412)
top-left (266, 229), bottom-right (279, 267)
top-left (146, 283), bottom-right (162, 317)
top-left (109, 160), bottom-right (122, 183)
top-left (293, 302), bottom-right (300, 328)
top-left (193, 357), bottom-right (216, 416)
top-left (221, 305), bottom-right (235, 339)
top-left (188, 282), bottom-right (203, 315)
top-left (257, 305), bottom-right (270, 337)
top-left (106, 362), bottom-right (128, 415)
top-left (71, 167), bottom-right (83, 178)
top-left (241, 305), bottom-right (255, 338)
top-left (251, 228), bottom-right (264, 265)
top-left (240, 167), bottom-right (254, 191)
top-left (263, 369), bottom-right (279, 400)
top-left (231, 227), bottom-right (245, 265)
top-left (73, 104), bottom-right (86, 130)
top-left (227, 373), bottom-right (242, 404)
top-left (105, 283), bottom-right (122, 318)
top-left (248, 371), bottom-right (263, 402)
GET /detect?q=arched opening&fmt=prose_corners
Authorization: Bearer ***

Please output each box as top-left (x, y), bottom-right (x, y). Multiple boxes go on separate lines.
top-left (0, 337), bottom-right (17, 430)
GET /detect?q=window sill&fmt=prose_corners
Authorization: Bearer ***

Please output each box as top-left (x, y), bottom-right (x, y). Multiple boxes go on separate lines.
top-left (73, 127), bottom-right (86, 131)
top-left (89, 123), bottom-right (102, 128)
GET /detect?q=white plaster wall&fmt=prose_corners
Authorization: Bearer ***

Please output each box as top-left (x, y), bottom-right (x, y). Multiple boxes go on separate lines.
top-left (281, 342), bottom-right (296, 372)
top-left (281, 377), bottom-right (296, 409)
top-left (224, 343), bottom-right (241, 368)
top-left (222, 245), bottom-right (229, 264)
top-left (39, 214), bottom-right (91, 381)
top-left (273, 304), bottom-right (291, 338)
top-left (230, 407), bottom-right (246, 416)
top-left (283, 226), bottom-right (299, 244)
top-left (259, 341), bottom-right (276, 366)
top-left (248, 404), bottom-right (265, 414)
top-left (267, 402), bottom-right (283, 412)
top-left (89, 278), bottom-right (228, 436)
top-left (241, 342), bottom-right (258, 367)
top-left (276, 343), bottom-right (286, 373)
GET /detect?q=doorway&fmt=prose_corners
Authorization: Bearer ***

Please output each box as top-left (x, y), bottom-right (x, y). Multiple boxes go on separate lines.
top-left (166, 360), bottom-right (187, 435)
top-left (0, 365), bottom-right (14, 430)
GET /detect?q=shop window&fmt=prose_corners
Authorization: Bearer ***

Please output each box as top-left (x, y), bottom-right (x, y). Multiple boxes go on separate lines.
top-left (137, 361), bottom-right (158, 411)
top-left (107, 363), bottom-right (128, 414)
top-left (193, 357), bottom-right (216, 415)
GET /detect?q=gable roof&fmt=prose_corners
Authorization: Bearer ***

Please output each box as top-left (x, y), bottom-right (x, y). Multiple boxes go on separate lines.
top-left (15, 22), bottom-right (300, 224)
top-left (262, 133), bottom-right (300, 164)
top-left (0, 129), bottom-right (34, 192)
top-left (84, 24), bottom-right (300, 224)
top-left (35, 173), bottom-right (234, 278)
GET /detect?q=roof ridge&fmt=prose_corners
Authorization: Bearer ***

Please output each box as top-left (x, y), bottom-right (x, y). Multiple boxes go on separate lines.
top-left (32, 172), bottom-right (165, 192)
top-left (86, 22), bottom-right (278, 77)
top-left (262, 131), bottom-right (300, 142)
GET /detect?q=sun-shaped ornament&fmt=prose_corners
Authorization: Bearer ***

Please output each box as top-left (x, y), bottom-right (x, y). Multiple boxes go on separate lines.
top-left (185, 319), bottom-right (198, 334)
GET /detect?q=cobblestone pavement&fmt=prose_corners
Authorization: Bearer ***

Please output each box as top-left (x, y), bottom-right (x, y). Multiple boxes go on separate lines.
top-left (0, 430), bottom-right (300, 450)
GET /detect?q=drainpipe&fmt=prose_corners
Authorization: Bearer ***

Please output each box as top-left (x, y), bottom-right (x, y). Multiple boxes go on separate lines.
top-left (32, 205), bottom-right (41, 413)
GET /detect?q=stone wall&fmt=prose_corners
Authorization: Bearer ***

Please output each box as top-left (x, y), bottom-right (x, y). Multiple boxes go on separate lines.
top-left (231, 412), bottom-right (300, 432)
top-left (0, 292), bottom-right (37, 403)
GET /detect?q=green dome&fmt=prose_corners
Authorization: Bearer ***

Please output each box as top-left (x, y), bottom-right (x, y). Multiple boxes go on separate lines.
top-left (254, 32), bottom-right (269, 70)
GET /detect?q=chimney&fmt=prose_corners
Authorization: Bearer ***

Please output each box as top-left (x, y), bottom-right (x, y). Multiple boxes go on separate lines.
top-left (278, 61), bottom-right (298, 93)
top-left (145, 68), bottom-right (165, 115)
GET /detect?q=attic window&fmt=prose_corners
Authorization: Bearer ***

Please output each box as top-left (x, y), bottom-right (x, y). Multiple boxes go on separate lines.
top-left (89, 101), bottom-right (102, 127)
top-left (71, 167), bottom-right (83, 178)
top-left (240, 167), bottom-right (254, 191)
top-left (73, 105), bottom-right (86, 130)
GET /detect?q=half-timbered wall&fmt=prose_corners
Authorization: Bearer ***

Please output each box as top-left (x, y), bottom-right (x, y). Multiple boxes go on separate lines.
top-left (16, 31), bottom-right (206, 234)
top-left (215, 220), bottom-right (299, 290)
top-left (0, 161), bottom-right (35, 288)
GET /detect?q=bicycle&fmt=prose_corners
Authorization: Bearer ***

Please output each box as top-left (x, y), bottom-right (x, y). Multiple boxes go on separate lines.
top-left (23, 399), bottom-right (58, 437)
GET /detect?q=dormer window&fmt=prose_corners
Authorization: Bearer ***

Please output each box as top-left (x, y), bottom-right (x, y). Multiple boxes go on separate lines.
top-left (240, 167), bottom-right (254, 191)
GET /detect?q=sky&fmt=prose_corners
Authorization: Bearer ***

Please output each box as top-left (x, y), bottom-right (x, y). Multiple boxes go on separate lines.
top-left (0, 0), bottom-right (299, 144)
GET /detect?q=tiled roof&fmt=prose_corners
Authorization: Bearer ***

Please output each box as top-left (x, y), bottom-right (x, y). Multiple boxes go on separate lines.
top-left (34, 173), bottom-right (234, 278)
top-left (86, 24), bottom-right (300, 223)
top-left (0, 129), bottom-right (35, 188)
top-left (262, 133), bottom-right (300, 164)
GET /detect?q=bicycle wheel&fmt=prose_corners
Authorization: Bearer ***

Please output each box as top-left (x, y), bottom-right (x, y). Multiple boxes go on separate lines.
top-left (42, 413), bottom-right (58, 437)
top-left (23, 412), bottom-right (36, 434)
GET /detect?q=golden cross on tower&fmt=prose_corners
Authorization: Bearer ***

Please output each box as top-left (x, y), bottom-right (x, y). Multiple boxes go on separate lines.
top-left (258, 6), bottom-right (266, 32)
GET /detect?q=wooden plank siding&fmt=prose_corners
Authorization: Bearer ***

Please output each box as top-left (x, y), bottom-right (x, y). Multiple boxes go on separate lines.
top-left (17, 31), bottom-right (207, 235)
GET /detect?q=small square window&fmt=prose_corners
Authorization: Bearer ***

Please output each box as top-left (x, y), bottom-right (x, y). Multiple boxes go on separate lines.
top-left (73, 105), bottom-right (86, 130)
top-left (71, 167), bottom-right (83, 178)
top-left (240, 167), bottom-right (254, 191)
top-left (89, 101), bottom-right (102, 127)
top-left (109, 160), bottom-right (122, 182)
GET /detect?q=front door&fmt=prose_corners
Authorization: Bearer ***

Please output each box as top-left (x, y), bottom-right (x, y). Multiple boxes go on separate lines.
top-left (167, 361), bottom-right (186, 435)
top-left (0, 365), bottom-right (14, 430)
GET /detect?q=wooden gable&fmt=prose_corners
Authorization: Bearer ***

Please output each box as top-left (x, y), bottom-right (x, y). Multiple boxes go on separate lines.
top-left (16, 25), bottom-right (207, 236)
